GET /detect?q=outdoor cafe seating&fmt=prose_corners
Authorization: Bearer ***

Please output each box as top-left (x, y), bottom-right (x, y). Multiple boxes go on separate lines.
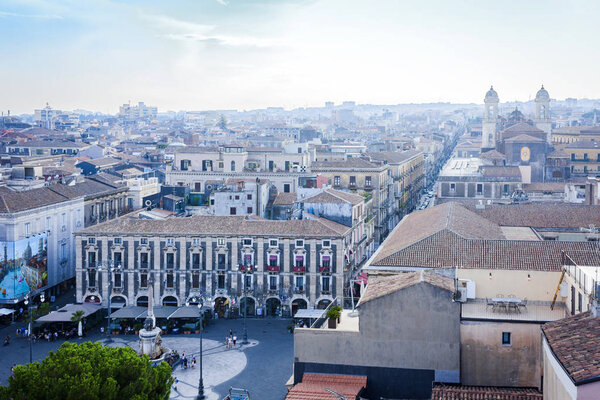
top-left (486, 295), bottom-right (527, 313)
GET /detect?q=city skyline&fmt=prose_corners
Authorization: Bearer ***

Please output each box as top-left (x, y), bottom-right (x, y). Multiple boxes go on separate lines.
top-left (2, 0), bottom-right (600, 114)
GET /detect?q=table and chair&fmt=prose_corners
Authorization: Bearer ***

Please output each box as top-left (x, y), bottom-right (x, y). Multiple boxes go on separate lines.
top-left (486, 295), bottom-right (527, 313)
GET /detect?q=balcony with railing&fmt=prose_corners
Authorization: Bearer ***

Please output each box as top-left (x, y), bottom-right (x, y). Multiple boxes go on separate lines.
top-left (319, 266), bottom-right (331, 273)
top-left (267, 264), bottom-right (280, 273)
top-left (239, 264), bottom-right (254, 273)
top-left (292, 266), bottom-right (306, 273)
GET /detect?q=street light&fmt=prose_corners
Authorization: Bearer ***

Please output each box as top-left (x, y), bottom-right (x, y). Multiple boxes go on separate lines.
top-left (97, 260), bottom-right (121, 344)
top-left (24, 291), bottom-right (45, 363)
top-left (186, 296), bottom-right (205, 400)
top-left (239, 267), bottom-right (250, 345)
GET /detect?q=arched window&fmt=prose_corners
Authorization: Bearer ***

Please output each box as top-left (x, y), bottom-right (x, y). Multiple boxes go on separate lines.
top-left (231, 161), bottom-right (236, 171)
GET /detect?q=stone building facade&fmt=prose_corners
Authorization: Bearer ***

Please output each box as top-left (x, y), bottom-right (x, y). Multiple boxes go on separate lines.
top-left (75, 214), bottom-right (351, 317)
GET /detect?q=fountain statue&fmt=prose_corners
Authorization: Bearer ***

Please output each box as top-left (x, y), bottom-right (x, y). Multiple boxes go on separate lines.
top-left (138, 275), bottom-right (169, 362)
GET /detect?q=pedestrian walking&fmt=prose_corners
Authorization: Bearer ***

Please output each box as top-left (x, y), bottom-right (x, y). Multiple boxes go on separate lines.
top-left (173, 378), bottom-right (178, 391)
top-left (191, 357), bottom-right (196, 368)
top-left (233, 335), bottom-right (237, 347)
top-left (183, 356), bottom-right (188, 369)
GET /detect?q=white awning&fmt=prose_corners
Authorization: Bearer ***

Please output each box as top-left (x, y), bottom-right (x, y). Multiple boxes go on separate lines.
top-left (0, 308), bottom-right (15, 316)
top-left (36, 303), bottom-right (101, 323)
top-left (293, 309), bottom-right (326, 319)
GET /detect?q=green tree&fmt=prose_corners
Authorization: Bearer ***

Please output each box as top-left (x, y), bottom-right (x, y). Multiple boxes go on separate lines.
top-left (0, 342), bottom-right (173, 400)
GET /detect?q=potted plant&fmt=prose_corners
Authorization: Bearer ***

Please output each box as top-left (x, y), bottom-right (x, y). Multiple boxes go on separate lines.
top-left (326, 306), bottom-right (342, 329)
top-left (286, 324), bottom-right (294, 334)
top-left (183, 326), bottom-right (192, 335)
top-left (133, 323), bottom-right (143, 335)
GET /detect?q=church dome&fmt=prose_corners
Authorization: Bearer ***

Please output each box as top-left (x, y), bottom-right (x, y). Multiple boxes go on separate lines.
top-left (535, 85), bottom-right (549, 101)
top-left (485, 86), bottom-right (499, 102)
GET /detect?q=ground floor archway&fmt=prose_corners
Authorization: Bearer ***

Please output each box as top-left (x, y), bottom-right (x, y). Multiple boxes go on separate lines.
top-left (162, 296), bottom-right (178, 306)
top-left (291, 298), bottom-right (307, 316)
top-left (266, 297), bottom-right (281, 317)
top-left (239, 297), bottom-right (256, 317)
top-left (84, 295), bottom-right (101, 303)
top-left (136, 296), bottom-right (148, 307)
top-left (110, 295), bottom-right (127, 308)
top-left (316, 299), bottom-right (331, 309)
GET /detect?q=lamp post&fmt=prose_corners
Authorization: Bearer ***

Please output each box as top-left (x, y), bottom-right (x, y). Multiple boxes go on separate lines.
top-left (24, 291), bottom-right (45, 363)
top-left (187, 297), bottom-right (205, 400)
top-left (240, 268), bottom-right (249, 345)
top-left (98, 260), bottom-right (121, 344)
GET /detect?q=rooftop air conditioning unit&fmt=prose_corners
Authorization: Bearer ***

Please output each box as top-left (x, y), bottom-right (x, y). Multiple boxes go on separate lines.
top-left (455, 287), bottom-right (467, 302)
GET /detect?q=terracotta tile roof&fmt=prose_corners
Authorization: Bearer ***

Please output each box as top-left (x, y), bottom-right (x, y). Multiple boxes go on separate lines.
top-left (480, 150), bottom-right (506, 160)
top-left (480, 166), bottom-right (522, 178)
top-left (311, 158), bottom-right (382, 170)
top-left (372, 202), bottom-right (506, 263)
top-left (359, 271), bottom-right (454, 305)
top-left (542, 312), bottom-right (600, 384)
top-left (273, 192), bottom-right (298, 205)
top-left (301, 189), bottom-right (363, 205)
top-left (523, 182), bottom-right (565, 192)
top-left (465, 203), bottom-right (600, 229)
top-left (366, 150), bottom-right (422, 164)
top-left (285, 373), bottom-right (366, 400)
top-left (0, 184), bottom-right (82, 213)
top-left (504, 134), bottom-right (545, 143)
top-left (79, 214), bottom-right (351, 237)
top-left (501, 122), bottom-right (544, 134)
top-left (432, 383), bottom-right (542, 399)
top-left (566, 140), bottom-right (600, 149)
top-left (371, 229), bottom-right (600, 271)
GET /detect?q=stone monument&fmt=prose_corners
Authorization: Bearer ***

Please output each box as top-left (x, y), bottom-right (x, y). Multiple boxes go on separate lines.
top-left (138, 275), bottom-right (168, 361)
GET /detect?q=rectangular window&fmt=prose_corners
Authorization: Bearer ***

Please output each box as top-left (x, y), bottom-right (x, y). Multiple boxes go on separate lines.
top-left (166, 253), bottom-right (175, 269)
top-left (296, 239), bottom-right (304, 248)
top-left (140, 273), bottom-right (148, 288)
top-left (114, 273), bottom-right (122, 288)
top-left (114, 238), bottom-right (122, 244)
top-left (476, 184), bottom-right (483, 195)
top-left (247, 194), bottom-right (252, 200)
top-left (88, 270), bottom-right (96, 288)
top-left (322, 240), bottom-right (331, 248)
top-left (365, 176), bottom-right (372, 187)
top-left (349, 176), bottom-right (356, 186)
top-left (218, 253), bottom-right (226, 269)
top-left (192, 238), bottom-right (200, 245)
top-left (502, 332), bottom-right (512, 346)
top-left (269, 276), bottom-right (278, 291)
top-left (269, 254), bottom-right (278, 266)
top-left (247, 207), bottom-right (253, 214)
top-left (295, 255), bottom-right (305, 267)
top-left (192, 253), bottom-right (201, 269)
top-left (269, 239), bottom-right (278, 247)
top-left (192, 272), bottom-right (200, 288)
top-left (218, 274), bottom-right (225, 289)
top-left (166, 238), bottom-right (174, 245)
top-left (322, 255), bottom-right (331, 268)
top-left (230, 207), bottom-right (237, 215)
top-left (578, 293), bottom-right (582, 312)
top-left (243, 253), bottom-right (252, 266)
top-left (61, 243), bottom-right (67, 260)
top-left (87, 252), bottom-right (96, 268)
top-left (243, 238), bottom-right (253, 246)
top-left (140, 238), bottom-right (148, 245)
top-left (113, 252), bottom-right (122, 267)
top-left (140, 253), bottom-right (149, 269)
top-left (322, 276), bottom-right (330, 292)
top-left (503, 184), bottom-right (509, 195)
top-left (334, 176), bottom-right (341, 186)
top-left (25, 222), bottom-right (30, 236)
top-left (235, 195), bottom-right (240, 200)
top-left (244, 274), bottom-right (252, 289)
top-left (283, 184), bottom-right (290, 193)
top-left (166, 273), bottom-right (174, 288)
top-left (295, 276), bottom-right (304, 291)
top-left (88, 237), bottom-right (96, 244)
top-left (450, 183), bottom-right (456, 191)
top-left (217, 238), bottom-right (226, 246)
top-left (46, 216), bottom-right (51, 231)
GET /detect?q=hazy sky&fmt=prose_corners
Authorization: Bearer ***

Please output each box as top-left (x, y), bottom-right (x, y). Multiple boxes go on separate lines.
top-left (2, 0), bottom-right (599, 114)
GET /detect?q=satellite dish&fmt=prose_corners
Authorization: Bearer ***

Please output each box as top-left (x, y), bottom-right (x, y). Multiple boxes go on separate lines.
top-left (145, 200), bottom-right (152, 207)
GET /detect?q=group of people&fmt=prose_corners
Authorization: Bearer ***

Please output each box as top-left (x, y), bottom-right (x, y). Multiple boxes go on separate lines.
top-left (16, 327), bottom-right (78, 342)
top-left (180, 351), bottom-right (197, 369)
top-left (225, 329), bottom-right (237, 349)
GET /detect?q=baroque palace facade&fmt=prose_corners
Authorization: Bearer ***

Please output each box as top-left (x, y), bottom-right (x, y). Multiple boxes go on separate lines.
top-left (75, 213), bottom-right (351, 317)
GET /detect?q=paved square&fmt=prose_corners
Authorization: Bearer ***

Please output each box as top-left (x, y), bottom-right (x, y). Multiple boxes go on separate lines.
top-left (0, 318), bottom-right (294, 400)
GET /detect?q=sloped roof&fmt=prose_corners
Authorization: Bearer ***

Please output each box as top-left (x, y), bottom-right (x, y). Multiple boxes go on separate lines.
top-left (311, 158), bottom-right (381, 169)
top-left (501, 122), bottom-right (544, 134)
top-left (504, 134), bottom-right (545, 143)
top-left (301, 189), bottom-right (363, 205)
top-left (359, 271), bottom-right (454, 305)
top-left (565, 140), bottom-right (600, 149)
top-left (480, 150), bottom-right (505, 160)
top-left (372, 202), bottom-right (506, 263)
top-left (285, 373), bottom-right (366, 400)
top-left (480, 166), bottom-right (522, 178)
top-left (542, 312), bottom-right (600, 384)
top-left (366, 150), bottom-right (422, 164)
top-left (79, 214), bottom-right (351, 237)
top-left (432, 384), bottom-right (542, 400)
top-left (0, 185), bottom-right (82, 213)
top-left (272, 192), bottom-right (298, 205)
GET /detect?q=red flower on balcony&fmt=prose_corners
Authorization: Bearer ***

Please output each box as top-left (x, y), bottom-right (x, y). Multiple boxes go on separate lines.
top-left (319, 266), bottom-right (330, 273)
top-left (239, 264), bottom-right (253, 272)
top-left (267, 265), bottom-right (280, 272)
top-left (293, 266), bottom-right (306, 273)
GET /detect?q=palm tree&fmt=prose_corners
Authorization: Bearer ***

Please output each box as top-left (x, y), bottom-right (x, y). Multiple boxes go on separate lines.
top-left (71, 310), bottom-right (85, 337)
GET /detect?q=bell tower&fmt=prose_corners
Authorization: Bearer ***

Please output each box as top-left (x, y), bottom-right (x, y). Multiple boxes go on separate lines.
top-left (535, 85), bottom-right (552, 144)
top-left (482, 86), bottom-right (499, 152)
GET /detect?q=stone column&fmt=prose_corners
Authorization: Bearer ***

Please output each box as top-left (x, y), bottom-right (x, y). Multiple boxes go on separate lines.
top-left (100, 236), bottom-right (109, 306)
top-left (309, 239), bottom-right (317, 307)
top-left (75, 236), bottom-right (83, 303)
top-left (178, 237), bottom-right (187, 303)
top-left (152, 238), bottom-right (161, 306)
top-left (231, 240), bottom-right (238, 293)
top-left (256, 238), bottom-right (264, 295)
top-left (127, 238), bottom-right (135, 306)
top-left (282, 239), bottom-right (291, 290)
top-left (205, 238), bottom-right (213, 295)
